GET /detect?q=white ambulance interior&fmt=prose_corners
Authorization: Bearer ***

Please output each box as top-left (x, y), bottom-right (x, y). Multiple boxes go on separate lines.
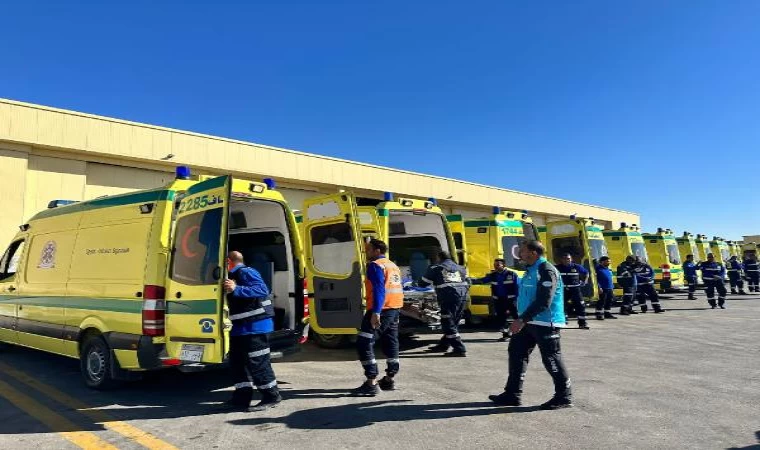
top-left (388, 211), bottom-right (451, 282)
top-left (228, 199), bottom-right (297, 332)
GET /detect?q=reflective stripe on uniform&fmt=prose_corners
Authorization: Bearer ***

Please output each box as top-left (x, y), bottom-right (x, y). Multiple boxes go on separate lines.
top-left (386, 288), bottom-right (404, 294)
top-left (361, 359), bottom-right (377, 366)
top-left (445, 333), bottom-right (460, 339)
top-left (229, 304), bottom-right (269, 321)
top-left (421, 277), bottom-right (433, 284)
top-left (440, 314), bottom-right (451, 318)
top-left (435, 282), bottom-right (468, 288)
top-left (234, 382), bottom-right (254, 389)
top-left (386, 358), bottom-right (399, 364)
top-left (358, 331), bottom-right (374, 339)
top-left (248, 348), bottom-right (271, 358)
top-left (257, 380), bottom-right (277, 390)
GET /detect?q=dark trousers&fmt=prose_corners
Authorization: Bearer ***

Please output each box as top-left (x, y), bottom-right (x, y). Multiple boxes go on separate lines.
top-left (357, 309), bottom-right (400, 379)
top-left (728, 273), bottom-right (744, 291)
top-left (704, 279), bottom-right (726, 306)
top-left (504, 324), bottom-right (571, 401)
top-left (438, 299), bottom-right (467, 352)
top-left (229, 333), bottom-right (277, 404)
top-left (595, 288), bottom-right (614, 313)
top-left (748, 273), bottom-right (760, 292)
top-left (494, 295), bottom-right (518, 332)
top-left (621, 284), bottom-right (637, 311)
top-left (636, 283), bottom-right (661, 310)
top-left (685, 276), bottom-right (698, 296)
top-left (564, 286), bottom-right (587, 321)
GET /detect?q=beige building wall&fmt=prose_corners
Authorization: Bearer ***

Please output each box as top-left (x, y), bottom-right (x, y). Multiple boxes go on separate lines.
top-left (0, 98), bottom-right (640, 249)
top-left (742, 235), bottom-right (760, 244)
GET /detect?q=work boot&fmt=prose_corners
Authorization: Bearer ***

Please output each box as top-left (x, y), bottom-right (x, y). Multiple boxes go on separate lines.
top-left (653, 305), bottom-right (665, 313)
top-left (619, 308), bottom-right (630, 316)
top-left (488, 392), bottom-right (521, 406)
top-left (739, 290), bottom-right (747, 295)
top-left (444, 350), bottom-right (467, 357)
top-left (539, 396), bottom-right (573, 410)
top-left (640, 305), bottom-right (648, 313)
top-left (688, 295), bottom-right (696, 300)
top-left (220, 388), bottom-right (253, 410)
top-left (578, 320), bottom-right (590, 330)
top-left (426, 343), bottom-right (449, 353)
top-left (249, 387), bottom-right (282, 412)
top-left (731, 289), bottom-right (738, 294)
top-left (604, 312), bottom-right (617, 319)
top-left (497, 332), bottom-right (509, 342)
top-left (595, 312), bottom-right (604, 320)
top-left (719, 305), bottom-right (726, 309)
top-left (350, 380), bottom-right (379, 397)
top-left (629, 309), bottom-right (639, 315)
top-left (378, 376), bottom-right (395, 391)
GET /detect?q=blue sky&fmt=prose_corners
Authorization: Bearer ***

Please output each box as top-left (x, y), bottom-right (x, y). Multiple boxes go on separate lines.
top-left (2, 1), bottom-right (758, 240)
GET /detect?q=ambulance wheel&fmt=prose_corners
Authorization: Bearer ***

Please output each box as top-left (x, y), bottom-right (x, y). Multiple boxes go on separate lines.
top-left (312, 332), bottom-right (349, 349)
top-left (80, 335), bottom-right (118, 390)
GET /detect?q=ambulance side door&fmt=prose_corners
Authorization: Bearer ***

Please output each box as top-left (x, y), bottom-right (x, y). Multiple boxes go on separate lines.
top-left (447, 216), bottom-right (468, 268)
top-left (0, 239), bottom-right (25, 345)
top-left (303, 193), bottom-right (365, 334)
top-left (165, 175), bottom-right (230, 364)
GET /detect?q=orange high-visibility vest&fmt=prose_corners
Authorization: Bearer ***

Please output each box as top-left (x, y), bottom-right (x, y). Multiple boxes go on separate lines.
top-left (365, 257), bottom-right (404, 310)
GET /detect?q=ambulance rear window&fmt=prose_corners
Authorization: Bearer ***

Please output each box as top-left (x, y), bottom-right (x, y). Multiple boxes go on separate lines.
top-left (171, 208), bottom-right (223, 285)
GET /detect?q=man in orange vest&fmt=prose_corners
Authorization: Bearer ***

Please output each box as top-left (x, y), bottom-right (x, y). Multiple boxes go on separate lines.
top-left (351, 239), bottom-right (404, 396)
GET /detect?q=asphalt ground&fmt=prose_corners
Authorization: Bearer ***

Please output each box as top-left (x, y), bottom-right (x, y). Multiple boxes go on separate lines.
top-left (0, 290), bottom-right (758, 450)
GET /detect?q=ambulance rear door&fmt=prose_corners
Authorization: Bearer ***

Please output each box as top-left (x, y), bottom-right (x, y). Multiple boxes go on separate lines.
top-left (165, 175), bottom-right (230, 364)
top-left (303, 193), bottom-right (365, 334)
top-left (446, 215), bottom-right (468, 267)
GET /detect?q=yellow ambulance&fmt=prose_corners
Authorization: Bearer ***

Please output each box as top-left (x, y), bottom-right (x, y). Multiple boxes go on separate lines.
top-left (742, 242), bottom-right (759, 260)
top-left (709, 237), bottom-right (731, 265)
top-left (0, 168), bottom-right (307, 389)
top-left (603, 223), bottom-right (648, 294)
top-left (676, 232), bottom-right (701, 262)
top-left (642, 228), bottom-right (684, 292)
top-left (299, 192), bottom-right (458, 348)
top-left (543, 217), bottom-right (608, 301)
top-left (727, 241), bottom-right (742, 259)
top-left (447, 208), bottom-right (537, 319)
top-left (695, 234), bottom-right (712, 261)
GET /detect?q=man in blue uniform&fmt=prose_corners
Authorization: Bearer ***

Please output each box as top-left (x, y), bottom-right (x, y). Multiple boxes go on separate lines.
top-left (633, 257), bottom-right (665, 313)
top-left (488, 240), bottom-right (572, 410)
top-left (421, 252), bottom-right (470, 356)
top-left (470, 258), bottom-right (520, 341)
top-left (726, 256), bottom-right (747, 295)
top-left (222, 251), bottom-right (281, 411)
top-left (594, 256), bottom-right (617, 320)
top-left (555, 254), bottom-right (590, 329)
top-left (617, 256), bottom-right (638, 315)
top-left (744, 254), bottom-right (760, 293)
top-left (682, 254), bottom-right (699, 300)
top-left (698, 253), bottom-right (727, 309)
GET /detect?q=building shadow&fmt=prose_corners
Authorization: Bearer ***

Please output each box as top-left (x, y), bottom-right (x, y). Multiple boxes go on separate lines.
top-left (227, 400), bottom-right (540, 430)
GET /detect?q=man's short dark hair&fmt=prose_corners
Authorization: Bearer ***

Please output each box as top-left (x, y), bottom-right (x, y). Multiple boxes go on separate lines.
top-left (563, 253), bottom-right (573, 258)
top-left (367, 239), bottom-right (387, 254)
top-left (521, 240), bottom-right (545, 256)
top-left (599, 256), bottom-right (610, 262)
top-left (494, 258), bottom-right (506, 264)
top-left (438, 251), bottom-right (452, 261)
top-left (686, 254), bottom-right (693, 259)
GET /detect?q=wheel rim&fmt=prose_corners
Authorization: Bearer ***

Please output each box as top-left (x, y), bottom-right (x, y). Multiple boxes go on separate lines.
top-left (86, 348), bottom-right (105, 382)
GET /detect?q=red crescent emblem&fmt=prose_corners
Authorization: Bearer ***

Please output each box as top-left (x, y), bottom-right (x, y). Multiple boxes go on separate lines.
top-left (181, 225), bottom-right (200, 258)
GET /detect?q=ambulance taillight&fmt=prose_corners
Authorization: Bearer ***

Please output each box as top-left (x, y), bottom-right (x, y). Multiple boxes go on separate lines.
top-left (299, 279), bottom-right (310, 344)
top-left (142, 285), bottom-right (166, 336)
top-left (661, 264), bottom-right (671, 280)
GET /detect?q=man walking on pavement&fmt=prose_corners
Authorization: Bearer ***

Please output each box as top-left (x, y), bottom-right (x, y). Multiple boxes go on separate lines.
top-left (698, 253), bottom-right (727, 309)
top-left (595, 256), bottom-right (617, 320)
top-left (617, 256), bottom-right (638, 315)
top-left (633, 257), bottom-right (665, 313)
top-left (420, 251), bottom-right (470, 356)
top-left (352, 239), bottom-right (403, 397)
top-left (555, 254), bottom-right (590, 329)
top-left (727, 255), bottom-right (747, 295)
top-left (488, 240), bottom-right (573, 410)
top-left (683, 254), bottom-right (699, 300)
top-left (744, 253), bottom-right (760, 293)
top-left (470, 258), bottom-right (520, 341)
top-left (222, 251), bottom-right (281, 412)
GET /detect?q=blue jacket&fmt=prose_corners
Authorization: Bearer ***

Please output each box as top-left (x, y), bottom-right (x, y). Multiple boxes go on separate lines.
top-left (419, 259), bottom-right (469, 304)
top-left (228, 264), bottom-right (273, 336)
top-left (682, 261), bottom-right (698, 279)
top-left (471, 269), bottom-right (519, 300)
top-left (595, 265), bottom-right (614, 290)
top-left (555, 263), bottom-right (589, 288)
top-left (697, 261), bottom-right (726, 281)
top-left (616, 262), bottom-right (637, 288)
top-left (634, 263), bottom-right (655, 285)
top-left (366, 255), bottom-right (388, 313)
top-left (517, 257), bottom-right (565, 327)
top-left (727, 259), bottom-right (744, 277)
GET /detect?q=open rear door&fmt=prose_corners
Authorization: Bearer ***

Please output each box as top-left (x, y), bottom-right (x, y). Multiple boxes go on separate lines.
top-left (303, 193), bottom-right (365, 335)
top-left (165, 176), bottom-right (230, 364)
top-left (446, 215), bottom-right (468, 267)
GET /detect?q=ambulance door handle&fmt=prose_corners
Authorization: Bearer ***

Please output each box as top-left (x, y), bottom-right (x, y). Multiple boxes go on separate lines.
top-left (175, 292), bottom-right (183, 299)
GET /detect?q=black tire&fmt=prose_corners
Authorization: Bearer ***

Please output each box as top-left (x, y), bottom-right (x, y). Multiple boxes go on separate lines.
top-left (80, 335), bottom-right (119, 390)
top-left (311, 332), bottom-right (349, 349)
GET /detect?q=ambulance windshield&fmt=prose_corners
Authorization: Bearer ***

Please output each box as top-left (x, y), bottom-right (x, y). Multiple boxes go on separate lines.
top-left (630, 242), bottom-right (648, 263)
top-left (666, 243), bottom-right (681, 265)
top-left (720, 247), bottom-right (730, 261)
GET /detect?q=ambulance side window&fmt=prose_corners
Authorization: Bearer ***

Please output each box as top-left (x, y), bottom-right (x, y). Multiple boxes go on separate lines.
top-left (310, 223), bottom-right (355, 275)
top-left (171, 209), bottom-right (223, 285)
top-left (0, 240), bottom-right (25, 281)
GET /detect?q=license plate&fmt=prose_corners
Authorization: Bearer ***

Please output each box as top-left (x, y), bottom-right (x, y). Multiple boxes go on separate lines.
top-left (180, 344), bottom-right (204, 362)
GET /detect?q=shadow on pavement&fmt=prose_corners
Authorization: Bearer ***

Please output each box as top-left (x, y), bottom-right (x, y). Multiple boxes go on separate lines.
top-left (726, 430), bottom-right (760, 450)
top-left (227, 400), bottom-right (538, 430)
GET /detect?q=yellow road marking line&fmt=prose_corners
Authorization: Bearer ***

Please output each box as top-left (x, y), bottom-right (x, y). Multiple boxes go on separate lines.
top-left (0, 362), bottom-right (178, 450)
top-left (0, 378), bottom-right (118, 449)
